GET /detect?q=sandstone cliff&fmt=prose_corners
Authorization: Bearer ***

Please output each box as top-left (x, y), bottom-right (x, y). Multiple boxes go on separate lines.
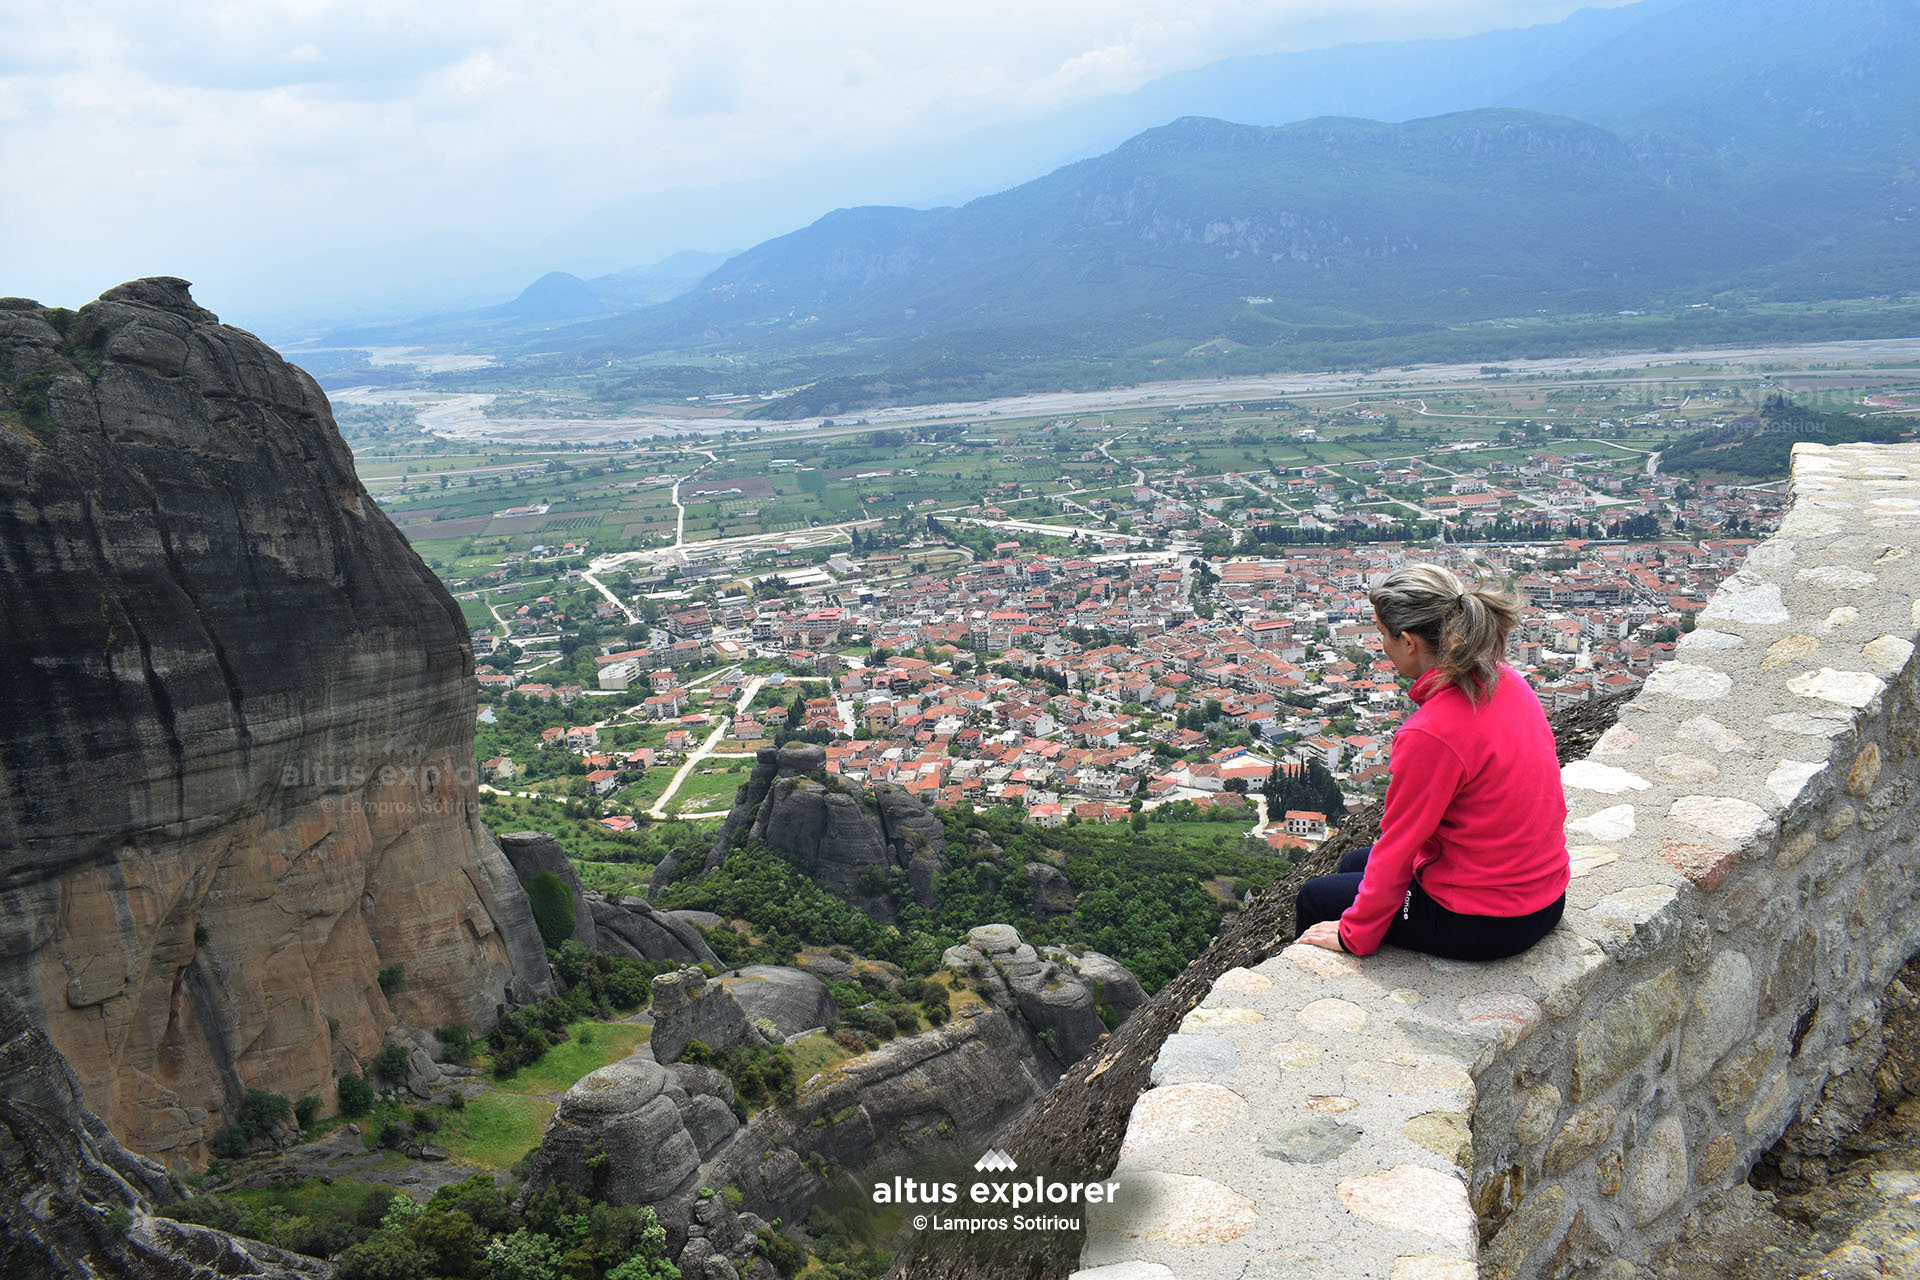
top-left (691, 743), bottom-right (947, 919)
top-left (0, 279), bottom-right (551, 1167)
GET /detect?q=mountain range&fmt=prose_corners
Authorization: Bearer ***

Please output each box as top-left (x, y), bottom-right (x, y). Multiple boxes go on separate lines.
top-left (315, 0), bottom-right (1920, 413)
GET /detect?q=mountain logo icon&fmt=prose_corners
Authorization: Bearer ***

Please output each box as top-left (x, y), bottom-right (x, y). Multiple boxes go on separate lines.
top-left (974, 1149), bottom-right (1018, 1172)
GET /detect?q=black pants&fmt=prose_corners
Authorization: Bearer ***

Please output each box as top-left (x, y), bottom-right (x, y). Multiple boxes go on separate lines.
top-left (1294, 845), bottom-right (1564, 961)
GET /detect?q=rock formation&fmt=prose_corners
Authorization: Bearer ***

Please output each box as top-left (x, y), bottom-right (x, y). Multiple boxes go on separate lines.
top-left (718, 966), bottom-right (838, 1040)
top-left (648, 969), bottom-right (770, 1064)
top-left (498, 830), bottom-right (599, 949)
top-left (522, 1003), bottom-right (1046, 1270)
top-left (499, 828), bottom-right (719, 965)
top-left (513, 1053), bottom-right (776, 1277)
top-left (692, 743), bottom-right (946, 918)
top-left (942, 924), bottom-right (1145, 1075)
top-left (0, 986), bottom-right (328, 1278)
top-left (589, 898), bottom-right (722, 967)
top-left (0, 279), bottom-right (551, 1166)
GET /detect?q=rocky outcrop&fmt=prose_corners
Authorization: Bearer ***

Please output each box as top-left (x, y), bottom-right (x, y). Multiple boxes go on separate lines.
top-left (514, 1052), bottom-right (775, 1276)
top-left (1025, 861), bottom-right (1077, 918)
top-left (718, 966), bottom-right (838, 1039)
top-left (0, 280), bottom-right (551, 1166)
top-left (497, 829), bottom-right (725, 966)
top-left (649, 969), bottom-right (769, 1063)
top-left (943, 924), bottom-right (1144, 1075)
top-left (0, 986), bottom-right (328, 1278)
top-left (522, 1005), bottom-right (1048, 1269)
top-left (497, 830), bottom-right (598, 949)
top-left (695, 744), bottom-right (946, 918)
top-left (590, 898), bottom-right (721, 968)
top-left (704, 1006), bottom-right (1050, 1226)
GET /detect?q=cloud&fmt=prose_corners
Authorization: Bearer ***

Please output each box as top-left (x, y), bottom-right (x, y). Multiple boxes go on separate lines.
top-left (0, 0), bottom-right (1637, 317)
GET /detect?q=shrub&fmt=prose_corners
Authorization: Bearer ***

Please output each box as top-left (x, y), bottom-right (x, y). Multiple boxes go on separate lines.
top-left (435, 1023), bottom-right (472, 1063)
top-left (372, 1044), bottom-right (412, 1085)
top-left (207, 1123), bottom-right (252, 1160)
top-left (104, 1207), bottom-right (132, 1237)
top-left (335, 1232), bottom-right (429, 1280)
top-left (522, 872), bottom-right (577, 951)
top-left (337, 1073), bottom-right (374, 1117)
top-left (293, 1095), bottom-right (322, 1130)
top-left (377, 964), bottom-right (405, 996)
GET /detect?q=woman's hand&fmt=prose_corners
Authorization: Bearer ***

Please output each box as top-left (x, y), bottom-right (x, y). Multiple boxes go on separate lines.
top-left (1296, 921), bottom-right (1346, 953)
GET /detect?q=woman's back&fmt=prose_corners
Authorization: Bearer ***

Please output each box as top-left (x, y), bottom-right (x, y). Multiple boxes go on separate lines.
top-left (1399, 663), bottom-right (1567, 918)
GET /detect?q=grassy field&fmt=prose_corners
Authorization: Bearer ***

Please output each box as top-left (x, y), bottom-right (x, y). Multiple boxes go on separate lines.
top-left (435, 1093), bottom-right (557, 1170)
top-left (490, 1019), bottom-right (651, 1097)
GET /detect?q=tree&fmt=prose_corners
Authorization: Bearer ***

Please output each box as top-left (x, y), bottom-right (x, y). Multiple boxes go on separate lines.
top-left (337, 1073), bottom-right (374, 1117)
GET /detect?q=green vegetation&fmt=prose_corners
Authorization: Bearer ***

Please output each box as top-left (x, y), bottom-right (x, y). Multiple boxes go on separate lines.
top-left (434, 1092), bottom-right (557, 1169)
top-left (486, 944), bottom-right (660, 1077)
top-left (490, 1020), bottom-right (649, 1098)
top-left (206, 1088), bottom-right (293, 1160)
top-left (1660, 395), bottom-right (1916, 482)
top-left (521, 872), bottom-right (578, 949)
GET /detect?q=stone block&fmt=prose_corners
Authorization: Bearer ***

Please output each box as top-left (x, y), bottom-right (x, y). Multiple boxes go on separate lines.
top-left (1296, 998), bottom-right (1367, 1034)
top-left (1119, 1083), bottom-right (1251, 1156)
top-left (1150, 1034), bottom-right (1239, 1086)
top-left (1668, 795), bottom-right (1773, 846)
top-left (1786, 667), bottom-right (1885, 709)
top-left (1658, 839), bottom-right (1743, 893)
top-left (1480, 1184), bottom-right (1565, 1280)
top-left (1524, 931), bottom-right (1607, 1018)
top-left (1543, 1104), bottom-right (1616, 1175)
top-left (1627, 1113), bottom-right (1688, 1227)
top-left (1694, 1133), bottom-right (1739, 1186)
top-left (1846, 742), bottom-right (1883, 796)
top-left (1679, 950), bottom-right (1755, 1086)
top-left (1179, 1007), bottom-right (1262, 1032)
top-left (1515, 1085), bottom-right (1561, 1146)
top-left (1336, 1166), bottom-right (1476, 1257)
top-left (1644, 662), bottom-right (1734, 700)
top-left (1573, 969), bottom-right (1684, 1101)
top-left (1086, 1172), bottom-right (1257, 1247)
top-left (1455, 992), bottom-right (1543, 1050)
top-left (1580, 885), bottom-right (1678, 962)
top-left (1596, 1148), bottom-right (1623, 1197)
top-left (1710, 1043), bottom-right (1777, 1116)
top-left (1258, 1117), bottom-right (1362, 1165)
top-left (1404, 1111), bottom-right (1472, 1169)
top-left (1762, 635), bottom-right (1819, 669)
top-left (1390, 1259), bottom-right (1475, 1280)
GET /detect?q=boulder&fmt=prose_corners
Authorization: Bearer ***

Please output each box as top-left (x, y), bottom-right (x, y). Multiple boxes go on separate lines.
top-left (719, 966), bottom-right (839, 1040)
top-left (590, 897), bottom-right (721, 967)
top-left (650, 968), bottom-right (769, 1063)
top-left (499, 830), bottom-right (598, 949)
top-left (515, 1053), bottom-right (738, 1208)
top-left (1026, 861), bottom-right (1077, 917)
top-left (947, 924), bottom-right (1141, 1074)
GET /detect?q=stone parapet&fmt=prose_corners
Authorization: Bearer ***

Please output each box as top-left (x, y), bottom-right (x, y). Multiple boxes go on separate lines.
top-left (1078, 443), bottom-right (1920, 1279)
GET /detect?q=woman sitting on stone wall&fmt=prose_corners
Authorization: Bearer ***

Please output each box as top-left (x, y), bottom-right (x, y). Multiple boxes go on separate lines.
top-left (1295, 563), bottom-right (1569, 960)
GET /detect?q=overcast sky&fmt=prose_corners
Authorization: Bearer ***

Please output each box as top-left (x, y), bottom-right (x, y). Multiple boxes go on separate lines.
top-left (1, 0), bottom-right (1632, 328)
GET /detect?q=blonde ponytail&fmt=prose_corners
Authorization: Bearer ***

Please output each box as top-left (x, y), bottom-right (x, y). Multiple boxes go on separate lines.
top-left (1368, 563), bottom-right (1523, 705)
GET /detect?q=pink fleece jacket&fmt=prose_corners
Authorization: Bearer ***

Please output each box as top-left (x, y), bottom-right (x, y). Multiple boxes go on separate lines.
top-left (1337, 663), bottom-right (1569, 956)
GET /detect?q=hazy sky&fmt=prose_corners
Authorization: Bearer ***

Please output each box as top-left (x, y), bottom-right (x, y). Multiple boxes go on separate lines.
top-left (1, 0), bottom-right (1632, 327)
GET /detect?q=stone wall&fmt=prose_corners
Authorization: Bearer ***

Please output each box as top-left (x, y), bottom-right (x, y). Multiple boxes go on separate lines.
top-left (1076, 443), bottom-right (1920, 1280)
